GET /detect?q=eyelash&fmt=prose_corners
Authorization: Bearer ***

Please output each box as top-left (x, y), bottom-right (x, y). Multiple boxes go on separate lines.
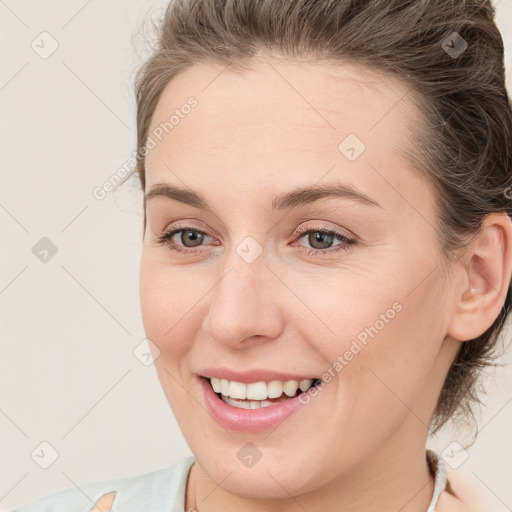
top-left (156, 224), bottom-right (356, 257)
top-left (292, 226), bottom-right (356, 256)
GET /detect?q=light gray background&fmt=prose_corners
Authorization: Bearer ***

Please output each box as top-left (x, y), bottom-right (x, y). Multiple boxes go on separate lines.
top-left (1, 1), bottom-right (511, 509)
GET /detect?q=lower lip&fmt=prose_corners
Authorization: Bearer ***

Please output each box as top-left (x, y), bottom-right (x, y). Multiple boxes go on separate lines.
top-left (198, 376), bottom-right (312, 432)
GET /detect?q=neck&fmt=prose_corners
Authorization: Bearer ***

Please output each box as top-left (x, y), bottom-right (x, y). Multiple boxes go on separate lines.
top-left (187, 420), bottom-right (435, 512)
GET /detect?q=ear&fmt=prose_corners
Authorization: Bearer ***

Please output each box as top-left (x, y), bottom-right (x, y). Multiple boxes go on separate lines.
top-left (447, 212), bottom-right (512, 342)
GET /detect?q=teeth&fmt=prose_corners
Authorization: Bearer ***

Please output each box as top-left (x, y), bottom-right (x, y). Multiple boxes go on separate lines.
top-left (209, 377), bottom-right (315, 400)
top-left (229, 380), bottom-right (247, 399)
top-left (221, 378), bottom-right (230, 396)
top-left (222, 396), bottom-right (276, 409)
top-left (299, 379), bottom-right (313, 392)
top-left (283, 380), bottom-right (299, 397)
top-left (211, 378), bottom-right (222, 393)
top-left (267, 380), bottom-right (284, 398)
top-left (247, 382), bottom-right (268, 400)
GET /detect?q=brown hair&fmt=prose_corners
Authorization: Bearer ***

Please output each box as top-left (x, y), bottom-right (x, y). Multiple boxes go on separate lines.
top-left (133, 0), bottom-right (512, 432)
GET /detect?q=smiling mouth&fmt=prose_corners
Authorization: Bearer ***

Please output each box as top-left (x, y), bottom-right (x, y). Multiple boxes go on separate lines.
top-left (204, 376), bottom-right (322, 409)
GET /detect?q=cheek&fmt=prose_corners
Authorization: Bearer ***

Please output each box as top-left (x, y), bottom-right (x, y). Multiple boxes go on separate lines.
top-left (288, 269), bottom-right (401, 361)
top-left (139, 255), bottom-right (206, 423)
top-left (294, 262), bottom-right (445, 405)
top-left (289, 272), bottom-right (446, 465)
top-left (139, 253), bottom-right (205, 357)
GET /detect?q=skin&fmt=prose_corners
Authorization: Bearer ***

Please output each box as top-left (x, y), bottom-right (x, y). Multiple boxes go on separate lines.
top-left (91, 491), bottom-right (116, 511)
top-left (138, 57), bottom-right (512, 512)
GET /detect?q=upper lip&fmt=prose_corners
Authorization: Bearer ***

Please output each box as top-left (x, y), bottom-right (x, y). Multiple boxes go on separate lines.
top-left (198, 367), bottom-right (318, 384)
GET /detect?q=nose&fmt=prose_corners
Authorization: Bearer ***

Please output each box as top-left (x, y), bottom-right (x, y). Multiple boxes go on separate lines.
top-left (202, 248), bottom-right (284, 348)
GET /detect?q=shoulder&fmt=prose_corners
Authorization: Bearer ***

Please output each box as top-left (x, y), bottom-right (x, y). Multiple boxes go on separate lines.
top-left (437, 464), bottom-right (510, 512)
top-left (9, 456), bottom-right (195, 512)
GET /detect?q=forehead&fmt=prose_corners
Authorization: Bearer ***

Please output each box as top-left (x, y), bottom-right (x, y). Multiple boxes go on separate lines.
top-left (144, 57), bottom-right (431, 215)
top-left (147, 57), bottom-right (417, 145)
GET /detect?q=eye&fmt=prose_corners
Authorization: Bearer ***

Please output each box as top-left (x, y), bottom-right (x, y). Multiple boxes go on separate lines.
top-left (156, 223), bottom-right (356, 258)
top-left (291, 226), bottom-right (356, 257)
top-left (156, 225), bottom-right (217, 254)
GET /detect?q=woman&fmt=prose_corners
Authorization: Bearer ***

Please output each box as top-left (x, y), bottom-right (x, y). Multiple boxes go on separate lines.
top-left (11, 0), bottom-right (512, 510)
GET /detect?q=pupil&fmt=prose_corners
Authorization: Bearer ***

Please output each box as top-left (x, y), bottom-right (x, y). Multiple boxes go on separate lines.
top-left (182, 230), bottom-right (203, 247)
top-left (309, 231), bottom-right (333, 249)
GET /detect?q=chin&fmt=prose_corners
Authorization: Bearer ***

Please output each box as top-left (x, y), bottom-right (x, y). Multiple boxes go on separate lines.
top-left (207, 463), bottom-right (309, 499)
top-left (192, 442), bottom-right (325, 500)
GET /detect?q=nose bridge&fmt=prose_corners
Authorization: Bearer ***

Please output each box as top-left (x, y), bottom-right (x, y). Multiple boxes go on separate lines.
top-left (203, 241), bottom-right (283, 346)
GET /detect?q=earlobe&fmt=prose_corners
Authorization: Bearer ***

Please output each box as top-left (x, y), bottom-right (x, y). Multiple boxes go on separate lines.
top-left (447, 213), bottom-right (512, 342)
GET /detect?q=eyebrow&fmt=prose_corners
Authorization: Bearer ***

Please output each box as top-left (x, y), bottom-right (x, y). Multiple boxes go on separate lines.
top-left (144, 181), bottom-right (382, 212)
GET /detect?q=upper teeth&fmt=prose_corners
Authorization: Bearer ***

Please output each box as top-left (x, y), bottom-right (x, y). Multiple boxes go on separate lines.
top-left (210, 377), bottom-right (315, 400)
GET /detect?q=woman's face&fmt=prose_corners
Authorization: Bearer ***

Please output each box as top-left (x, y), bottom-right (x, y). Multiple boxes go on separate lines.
top-left (139, 58), bottom-right (459, 498)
